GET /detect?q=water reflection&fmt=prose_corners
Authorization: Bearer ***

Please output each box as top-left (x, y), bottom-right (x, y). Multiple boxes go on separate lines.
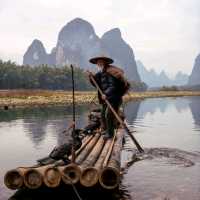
top-left (0, 106), bottom-right (90, 147)
top-left (23, 119), bottom-right (48, 147)
top-left (189, 96), bottom-right (200, 130)
top-left (123, 101), bottom-right (140, 124)
top-left (174, 98), bottom-right (190, 113)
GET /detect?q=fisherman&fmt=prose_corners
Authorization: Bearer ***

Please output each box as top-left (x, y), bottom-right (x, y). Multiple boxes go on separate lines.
top-left (88, 56), bottom-right (130, 139)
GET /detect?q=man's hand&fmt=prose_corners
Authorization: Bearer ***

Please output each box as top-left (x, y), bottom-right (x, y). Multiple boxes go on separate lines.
top-left (101, 94), bottom-right (106, 101)
top-left (86, 70), bottom-right (94, 77)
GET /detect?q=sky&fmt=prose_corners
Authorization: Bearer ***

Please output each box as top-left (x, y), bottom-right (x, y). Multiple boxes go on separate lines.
top-left (0, 0), bottom-right (200, 76)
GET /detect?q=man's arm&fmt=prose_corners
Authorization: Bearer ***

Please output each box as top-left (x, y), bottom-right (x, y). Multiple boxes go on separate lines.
top-left (88, 71), bottom-right (101, 88)
top-left (87, 71), bottom-right (106, 101)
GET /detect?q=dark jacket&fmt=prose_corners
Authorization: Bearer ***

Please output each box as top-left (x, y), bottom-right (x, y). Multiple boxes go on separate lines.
top-left (91, 67), bottom-right (123, 104)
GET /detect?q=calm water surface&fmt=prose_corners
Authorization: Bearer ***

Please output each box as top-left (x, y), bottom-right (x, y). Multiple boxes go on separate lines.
top-left (0, 97), bottom-right (200, 200)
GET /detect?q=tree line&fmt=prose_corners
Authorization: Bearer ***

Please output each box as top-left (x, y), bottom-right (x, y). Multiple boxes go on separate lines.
top-left (0, 60), bottom-right (147, 91)
top-left (0, 60), bottom-right (92, 90)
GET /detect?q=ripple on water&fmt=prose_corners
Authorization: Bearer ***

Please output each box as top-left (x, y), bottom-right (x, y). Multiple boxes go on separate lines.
top-left (121, 147), bottom-right (200, 200)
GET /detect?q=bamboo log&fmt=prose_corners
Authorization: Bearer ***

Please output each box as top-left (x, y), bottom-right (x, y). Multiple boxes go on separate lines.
top-left (80, 136), bottom-right (105, 187)
top-left (81, 136), bottom-right (105, 167)
top-left (43, 166), bottom-right (61, 188)
top-left (102, 131), bottom-right (117, 167)
top-left (59, 134), bottom-right (100, 185)
top-left (95, 139), bottom-right (112, 169)
top-left (79, 139), bottom-right (112, 187)
top-left (75, 133), bottom-right (100, 164)
top-left (24, 168), bottom-right (43, 189)
top-left (69, 135), bottom-right (93, 159)
top-left (4, 168), bottom-right (28, 190)
top-left (59, 163), bottom-right (81, 185)
top-left (23, 164), bottom-right (61, 189)
top-left (99, 129), bottom-right (124, 190)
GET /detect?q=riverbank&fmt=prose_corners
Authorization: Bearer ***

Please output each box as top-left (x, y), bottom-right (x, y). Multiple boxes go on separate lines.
top-left (0, 90), bottom-right (200, 109)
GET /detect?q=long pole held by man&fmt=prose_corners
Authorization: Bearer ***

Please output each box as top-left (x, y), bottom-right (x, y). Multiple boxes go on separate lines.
top-left (71, 64), bottom-right (76, 162)
top-left (87, 56), bottom-right (144, 153)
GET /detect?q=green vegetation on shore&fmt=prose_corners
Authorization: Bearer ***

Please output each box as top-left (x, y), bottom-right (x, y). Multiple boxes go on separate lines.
top-left (0, 90), bottom-right (200, 109)
top-left (0, 60), bottom-right (147, 91)
top-left (0, 60), bottom-right (92, 90)
top-left (159, 86), bottom-right (179, 91)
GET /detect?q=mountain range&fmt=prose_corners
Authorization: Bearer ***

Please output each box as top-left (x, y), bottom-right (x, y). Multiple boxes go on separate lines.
top-left (23, 17), bottom-right (199, 89)
top-left (23, 18), bottom-right (140, 82)
top-left (137, 60), bottom-right (189, 88)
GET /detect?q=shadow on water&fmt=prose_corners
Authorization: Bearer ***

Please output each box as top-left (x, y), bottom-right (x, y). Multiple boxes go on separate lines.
top-left (9, 184), bottom-right (130, 200)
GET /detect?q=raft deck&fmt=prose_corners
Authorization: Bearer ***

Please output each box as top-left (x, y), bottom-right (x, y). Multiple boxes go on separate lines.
top-left (4, 128), bottom-right (125, 191)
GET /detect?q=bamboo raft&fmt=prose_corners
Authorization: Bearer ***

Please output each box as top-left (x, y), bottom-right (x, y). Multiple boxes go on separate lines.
top-left (4, 128), bottom-right (125, 191)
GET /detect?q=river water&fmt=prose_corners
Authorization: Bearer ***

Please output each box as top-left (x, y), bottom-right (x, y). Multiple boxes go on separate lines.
top-left (0, 97), bottom-right (200, 200)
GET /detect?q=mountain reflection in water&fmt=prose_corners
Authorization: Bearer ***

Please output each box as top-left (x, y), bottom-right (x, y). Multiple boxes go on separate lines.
top-left (0, 97), bottom-right (200, 200)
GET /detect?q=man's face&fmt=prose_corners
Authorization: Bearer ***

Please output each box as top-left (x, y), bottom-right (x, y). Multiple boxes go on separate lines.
top-left (97, 59), bottom-right (106, 69)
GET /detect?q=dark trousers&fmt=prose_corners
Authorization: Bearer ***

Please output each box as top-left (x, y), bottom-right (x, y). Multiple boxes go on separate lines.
top-left (101, 100), bottom-right (122, 137)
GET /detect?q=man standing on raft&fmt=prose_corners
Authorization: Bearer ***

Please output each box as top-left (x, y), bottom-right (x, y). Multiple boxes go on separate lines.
top-left (88, 56), bottom-right (130, 139)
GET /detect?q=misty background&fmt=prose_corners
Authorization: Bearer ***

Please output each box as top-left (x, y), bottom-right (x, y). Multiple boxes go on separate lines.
top-left (0, 0), bottom-right (200, 77)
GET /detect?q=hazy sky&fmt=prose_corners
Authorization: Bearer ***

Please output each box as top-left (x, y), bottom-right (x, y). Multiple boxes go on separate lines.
top-left (0, 0), bottom-right (199, 76)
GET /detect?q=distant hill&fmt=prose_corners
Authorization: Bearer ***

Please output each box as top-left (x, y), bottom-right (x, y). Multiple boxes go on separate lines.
top-left (23, 18), bottom-right (141, 82)
top-left (188, 54), bottom-right (200, 86)
top-left (137, 60), bottom-right (189, 87)
top-left (173, 71), bottom-right (189, 86)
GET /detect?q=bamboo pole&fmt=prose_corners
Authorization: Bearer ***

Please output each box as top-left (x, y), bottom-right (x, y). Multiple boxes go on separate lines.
top-left (24, 165), bottom-right (61, 188)
top-left (81, 136), bottom-right (105, 167)
top-left (59, 163), bottom-right (81, 185)
top-left (102, 130), bottom-right (117, 167)
top-left (80, 136), bottom-right (105, 187)
top-left (23, 165), bottom-right (61, 189)
top-left (79, 139), bottom-right (112, 188)
top-left (99, 129), bottom-right (124, 190)
top-left (69, 135), bottom-right (93, 160)
top-left (23, 168), bottom-right (43, 189)
top-left (94, 139), bottom-right (112, 169)
top-left (70, 65), bottom-right (76, 163)
top-left (4, 168), bottom-right (27, 190)
top-left (43, 166), bottom-right (61, 188)
top-left (75, 133), bottom-right (101, 164)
